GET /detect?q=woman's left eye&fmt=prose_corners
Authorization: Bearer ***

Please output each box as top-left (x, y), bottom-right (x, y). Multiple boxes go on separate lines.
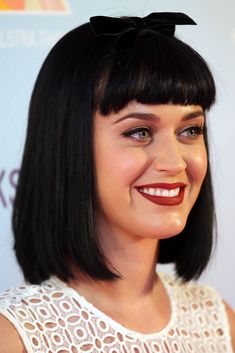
top-left (179, 125), bottom-right (205, 139)
top-left (122, 127), bottom-right (153, 143)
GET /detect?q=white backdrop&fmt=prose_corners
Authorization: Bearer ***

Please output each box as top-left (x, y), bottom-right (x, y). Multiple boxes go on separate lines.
top-left (0, 0), bottom-right (234, 308)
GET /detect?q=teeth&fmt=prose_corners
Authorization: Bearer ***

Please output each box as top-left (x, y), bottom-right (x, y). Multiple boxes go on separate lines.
top-left (139, 187), bottom-right (180, 197)
top-left (156, 189), bottom-right (161, 196)
top-left (148, 188), bottom-right (155, 195)
top-left (169, 189), bottom-right (175, 197)
top-left (162, 190), bottom-right (169, 197)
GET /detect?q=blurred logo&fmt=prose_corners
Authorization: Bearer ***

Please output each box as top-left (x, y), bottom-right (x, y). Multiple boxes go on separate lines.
top-left (0, 0), bottom-right (69, 12)
top-left (0, 169), bottom-right (19, 209)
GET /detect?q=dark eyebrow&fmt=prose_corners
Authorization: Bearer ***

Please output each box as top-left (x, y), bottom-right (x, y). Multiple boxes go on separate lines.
top-left (181, 111), bottom-right (205, 121)
top-left (114, 113), bottom-right (159, 123)
top-left (114, 110), bottom-right (205, 124)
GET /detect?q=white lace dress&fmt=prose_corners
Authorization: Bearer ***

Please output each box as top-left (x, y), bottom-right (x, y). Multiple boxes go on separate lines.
top-left (0, 273), bottom-right (233, 353)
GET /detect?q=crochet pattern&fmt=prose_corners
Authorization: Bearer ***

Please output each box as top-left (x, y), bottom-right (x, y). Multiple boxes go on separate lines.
top-left (0, 273), bottom-right (233, 353)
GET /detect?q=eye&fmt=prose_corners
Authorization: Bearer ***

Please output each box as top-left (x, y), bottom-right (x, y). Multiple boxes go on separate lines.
top-left (179, 125), bottom-right (205, 139)
top-left (122, 126), bottom-right (153, 143)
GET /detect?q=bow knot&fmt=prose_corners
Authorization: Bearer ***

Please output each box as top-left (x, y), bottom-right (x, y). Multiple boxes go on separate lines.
top-left (129, 17), bottom-right (146, 30)
top-left (90, 12), bottom-right (196, 39)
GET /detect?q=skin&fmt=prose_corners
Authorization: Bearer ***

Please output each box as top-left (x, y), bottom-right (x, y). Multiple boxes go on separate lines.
top-left (94, 102), bottom-right (208, 245)
top-left (74, 101), bottom-right (235, 340)
top-left (0, 102), bottom-right (235, 351)
top-left (71, 102), bottom-right (206, 332)
top-left (0, 315), bottom-right (26, 353)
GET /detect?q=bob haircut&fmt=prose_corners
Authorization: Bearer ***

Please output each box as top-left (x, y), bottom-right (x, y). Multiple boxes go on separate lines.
top-left (13, 17), bottom-right (216, 284)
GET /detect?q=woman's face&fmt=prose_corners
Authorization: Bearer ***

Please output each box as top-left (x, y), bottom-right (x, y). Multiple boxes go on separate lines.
top-left (94, 101), bottom-right (207, 242)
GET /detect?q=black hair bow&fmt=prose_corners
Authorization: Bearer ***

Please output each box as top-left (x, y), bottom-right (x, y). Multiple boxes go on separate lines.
top-left (90, 12), bottom-right (196, 38)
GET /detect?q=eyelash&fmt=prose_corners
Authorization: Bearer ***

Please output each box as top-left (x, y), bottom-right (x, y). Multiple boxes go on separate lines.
top-left (180, 125), bottom-right (205, 139)
top-left (122, 126), bottom-right (153, 142)
top-left (121, 124), bottom-right (205, 143)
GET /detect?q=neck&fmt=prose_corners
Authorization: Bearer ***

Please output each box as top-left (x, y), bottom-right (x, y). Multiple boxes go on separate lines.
top-left (71, 227), bottom-right (160, 302)
top-left (68, 227), bottom-right (171, 334)
top-left (101, 236), bottom-right (159, 298)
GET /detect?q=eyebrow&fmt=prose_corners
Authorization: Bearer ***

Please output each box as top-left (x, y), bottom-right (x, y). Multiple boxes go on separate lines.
top-left (114, 110), bottom-right (205, 124)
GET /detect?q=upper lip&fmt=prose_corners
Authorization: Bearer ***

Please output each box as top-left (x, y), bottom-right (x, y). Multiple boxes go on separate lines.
top-left (135, 182), bottom-right (186, 190)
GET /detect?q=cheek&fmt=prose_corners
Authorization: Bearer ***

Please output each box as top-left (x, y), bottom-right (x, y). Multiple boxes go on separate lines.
top-left (187, 146), bottom-right (208, 185)
top-left (96, 147), bottom-right (149, 186)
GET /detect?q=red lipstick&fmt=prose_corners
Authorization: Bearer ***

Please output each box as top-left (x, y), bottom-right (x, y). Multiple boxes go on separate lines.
top-left (135, 183), bottom-right (186, 206)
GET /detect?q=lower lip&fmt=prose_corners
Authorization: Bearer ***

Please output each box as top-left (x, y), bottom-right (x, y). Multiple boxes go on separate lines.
top-left (137, 188), bottom-right (185, 206)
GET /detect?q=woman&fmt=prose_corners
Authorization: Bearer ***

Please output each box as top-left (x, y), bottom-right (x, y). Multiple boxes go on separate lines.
top-left (0, 12), bottom-right (235, 352)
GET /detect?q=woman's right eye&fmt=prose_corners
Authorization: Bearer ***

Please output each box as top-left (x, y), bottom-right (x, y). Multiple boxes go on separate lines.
top-left (121, 127), bottom-right (153, 143)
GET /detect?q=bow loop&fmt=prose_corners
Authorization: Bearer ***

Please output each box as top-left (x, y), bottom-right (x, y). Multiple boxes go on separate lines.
top-left (90, 12), bottom-right (196, 38)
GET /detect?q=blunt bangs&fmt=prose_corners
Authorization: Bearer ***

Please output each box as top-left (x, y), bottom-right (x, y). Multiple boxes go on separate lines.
top-left (95, 32), bottom-right (216, 115)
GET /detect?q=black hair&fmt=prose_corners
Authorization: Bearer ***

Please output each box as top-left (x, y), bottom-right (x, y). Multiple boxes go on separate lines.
top-left (12, 18), bottom-right (216, 284)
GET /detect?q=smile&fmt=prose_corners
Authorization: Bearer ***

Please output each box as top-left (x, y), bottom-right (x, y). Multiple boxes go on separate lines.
top-left (135, 183), bottom-right (186, 206)
top-left (139, 187), bottom-right (180, 197)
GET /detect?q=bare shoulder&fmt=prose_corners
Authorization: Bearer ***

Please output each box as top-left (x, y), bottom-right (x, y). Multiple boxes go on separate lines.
top-left (0, 314), bottom-right (26, 353)
top-left (224, 301), bottom-right (235, 351)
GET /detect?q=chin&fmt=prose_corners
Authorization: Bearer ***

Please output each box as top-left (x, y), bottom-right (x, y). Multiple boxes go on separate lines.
top-left (142, 219), bottom-right (187, 240)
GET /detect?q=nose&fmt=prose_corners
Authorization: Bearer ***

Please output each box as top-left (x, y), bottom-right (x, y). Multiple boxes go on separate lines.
top-left (152, 135), bottom-right (186, 175)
